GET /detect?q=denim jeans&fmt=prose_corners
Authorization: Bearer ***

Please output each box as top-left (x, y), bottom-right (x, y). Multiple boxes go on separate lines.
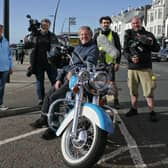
top-left (35, 66), bottom-right (57, 100)
top-left (0, 71), bottom-right (9, 105)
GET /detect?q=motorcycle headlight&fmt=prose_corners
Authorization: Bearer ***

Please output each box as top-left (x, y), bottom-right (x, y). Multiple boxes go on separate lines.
top-left (90, 71), bottom-right (108, 90)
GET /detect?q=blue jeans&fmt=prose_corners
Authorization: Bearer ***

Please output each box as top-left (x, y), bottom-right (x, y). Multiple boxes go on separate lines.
top-left (0, 71), bottom-right (9, 105)
top-left (35, 66), bottom-right (57, 100)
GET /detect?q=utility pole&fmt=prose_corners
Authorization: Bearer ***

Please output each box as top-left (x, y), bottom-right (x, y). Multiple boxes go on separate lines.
top-left (53, 0), bottom-right (61, 33)
top-left (3, 0), bottom-right (10, 83)
top-left (3, 0), bottom-right (9, 41)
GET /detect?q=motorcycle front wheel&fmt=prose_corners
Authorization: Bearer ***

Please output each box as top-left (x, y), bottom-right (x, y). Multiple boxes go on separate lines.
top-left (61, 116), bottom-right (107, 168)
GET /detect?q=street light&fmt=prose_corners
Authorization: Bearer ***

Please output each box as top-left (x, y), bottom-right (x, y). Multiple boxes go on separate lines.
top-left (61, 18), bottom-right (67, 33)
top-left (3, 0), bottom-right (10, 83)
top-left (53, 0), bottom-right (61, 33)
top-left (3, 0), bottom-right (10, 41)
top-left (68, 17), bottom-right (76, 35)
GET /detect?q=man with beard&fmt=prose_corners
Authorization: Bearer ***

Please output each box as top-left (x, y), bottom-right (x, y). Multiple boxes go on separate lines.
top-left (123, 16), bottom-right (160, 121)
top-left (93, 16), bottom-right (121, 109)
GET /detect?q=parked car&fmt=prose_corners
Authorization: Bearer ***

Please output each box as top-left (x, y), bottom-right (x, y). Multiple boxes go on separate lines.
top-left (151, 51), bottom-right (160, 62)
top-left (158, 48), bottom-right (168, 61)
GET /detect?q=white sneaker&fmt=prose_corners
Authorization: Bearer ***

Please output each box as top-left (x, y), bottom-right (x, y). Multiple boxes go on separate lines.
top-left (0, 105), bottom-right (8, 111)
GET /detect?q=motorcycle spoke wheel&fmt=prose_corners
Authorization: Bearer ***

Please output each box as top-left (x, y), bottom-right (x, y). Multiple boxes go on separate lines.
top-left (61, 116), bottom-right (107, 168)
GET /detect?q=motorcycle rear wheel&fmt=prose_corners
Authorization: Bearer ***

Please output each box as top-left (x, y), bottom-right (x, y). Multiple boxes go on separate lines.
top-left (61, 116), bottom-right (107, 168)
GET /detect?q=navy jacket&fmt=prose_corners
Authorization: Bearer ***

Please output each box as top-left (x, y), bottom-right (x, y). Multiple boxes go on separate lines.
top-left (56, 40), bottom-right (99, 82)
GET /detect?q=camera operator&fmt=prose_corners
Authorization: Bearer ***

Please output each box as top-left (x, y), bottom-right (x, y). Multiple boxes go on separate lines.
top-left (123, 16), bottom-right (160, 121)
top-left (24, 18), bottom-right (60, 105)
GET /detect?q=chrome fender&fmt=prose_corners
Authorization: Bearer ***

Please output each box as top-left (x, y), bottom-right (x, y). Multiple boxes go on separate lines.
top-left (56, 103), bottom-right (114, 136)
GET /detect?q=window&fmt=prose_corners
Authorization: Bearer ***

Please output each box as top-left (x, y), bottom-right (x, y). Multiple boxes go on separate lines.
top-left (158, 25), bottom-right (162, 34)
top-left (150, 12), bottom-right (154, 22)
top-left (158, 8), bottom-right (162, 19)
top-left (155, 10), bottom-right (157, 19)
top-left (154, 26), bottom-right (156, 34)
top-left (150, 27), bottom-right (153, 33)
top-left (118, 24), bottom-right (121, 32)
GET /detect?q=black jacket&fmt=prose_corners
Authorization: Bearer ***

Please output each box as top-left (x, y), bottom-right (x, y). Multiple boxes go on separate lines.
top-left (93, 29), bottom-right (122, 64)
top-left (123, 27), bottom-right (160, 69)
top-left (25, 30), bottom-right (59, 73)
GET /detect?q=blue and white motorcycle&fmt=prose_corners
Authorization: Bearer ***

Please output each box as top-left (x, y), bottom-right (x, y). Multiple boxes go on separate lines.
top-left (47, 48), bottom-right (118, 168)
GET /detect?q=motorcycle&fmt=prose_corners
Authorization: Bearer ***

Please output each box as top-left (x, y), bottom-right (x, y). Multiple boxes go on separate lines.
top-left (47, 46), bottom-right (119, 168)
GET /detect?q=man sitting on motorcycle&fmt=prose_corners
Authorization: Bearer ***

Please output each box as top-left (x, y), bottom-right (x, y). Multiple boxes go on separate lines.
top-left (30, 26), bottom-right (99, 140)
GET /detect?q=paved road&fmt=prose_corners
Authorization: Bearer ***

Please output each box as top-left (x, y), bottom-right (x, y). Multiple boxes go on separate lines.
top-left (0, 61), bottom-right (168, 168)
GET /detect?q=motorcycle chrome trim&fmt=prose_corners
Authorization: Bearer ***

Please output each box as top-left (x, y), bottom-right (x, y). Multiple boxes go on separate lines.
top-left (71, 87), bottom-right (83, 138)
top-left (56, 103), bottom-right (114, 136)
top-left (47, 98), bottom-right (69, 132)
top-left (102, 104), bottom-right (119, 125)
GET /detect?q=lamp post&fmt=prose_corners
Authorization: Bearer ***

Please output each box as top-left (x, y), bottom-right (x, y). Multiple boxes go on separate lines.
top-left (68, 17), bottom-right (76, 35)
top-left (53, 0), bottom-right (61, 33)
top-left (3, 0), bottom-right (10, 83)
top-left (3, 0), bottom-right (9, 41)
top-left (61, 18), bottom-right (67, 33)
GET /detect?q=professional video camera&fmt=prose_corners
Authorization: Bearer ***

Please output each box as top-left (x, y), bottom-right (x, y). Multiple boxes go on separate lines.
top-left (129, 39), bottom-right (143, 54)
top-left (47, 45), bottom-right (74, 68)
top-left (26, 14), bottom-right (40, 36)
top-left (129, 35), bottom-right (152, 56)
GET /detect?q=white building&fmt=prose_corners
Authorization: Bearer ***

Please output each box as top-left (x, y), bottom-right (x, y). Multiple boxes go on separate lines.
top-left (111, 0), bottom-right (168, 47)
top-left (145, 0), bottom-right (168, 39)
top-left (111, 7), bottom-right (145, 47)
top-left (165, 17), bottom-right (168, 37)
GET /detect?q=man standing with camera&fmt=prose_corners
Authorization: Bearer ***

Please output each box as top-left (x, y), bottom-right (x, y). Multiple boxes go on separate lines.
top-left (123, 16), bottom-right (160, 121)
top-left (25, 18), bottom-right (59, 105)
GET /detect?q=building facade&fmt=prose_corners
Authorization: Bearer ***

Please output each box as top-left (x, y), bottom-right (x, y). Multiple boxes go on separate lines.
top-left (111, 0), bottom-right (168, 47)
top-left (111, 7), bottom-right (145, 47)
top-left (146, 0), bottom-right (168, 39)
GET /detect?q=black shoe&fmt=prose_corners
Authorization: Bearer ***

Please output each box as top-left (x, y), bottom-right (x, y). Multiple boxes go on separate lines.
top-left (114, 99), bottom-right (120, 109)
top-left (149, 111), bottom-right (158, 122)
top-left (125, 108), bottom-right (138, 117)
top-left (41, 128), bottom-right (56, 140)
top-left (30, 116), bottom-right (48, 128)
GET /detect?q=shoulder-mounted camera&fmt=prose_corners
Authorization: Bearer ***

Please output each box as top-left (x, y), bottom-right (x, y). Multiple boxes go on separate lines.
top-left (26, 14), bottom-right (40, 36)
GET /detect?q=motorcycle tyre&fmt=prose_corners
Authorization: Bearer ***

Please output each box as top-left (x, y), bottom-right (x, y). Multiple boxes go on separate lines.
top-left (61, 117), bottom-right (107, 168)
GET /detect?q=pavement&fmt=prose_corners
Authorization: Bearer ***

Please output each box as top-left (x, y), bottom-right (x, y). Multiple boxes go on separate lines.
top-left (0, 56), bottom-right (50, 118)
top-left (0, 56), bottom-right (128, 118)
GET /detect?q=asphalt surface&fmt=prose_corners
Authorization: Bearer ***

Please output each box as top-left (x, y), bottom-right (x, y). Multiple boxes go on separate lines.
top-left (0, 56), bottom-right (50, 118)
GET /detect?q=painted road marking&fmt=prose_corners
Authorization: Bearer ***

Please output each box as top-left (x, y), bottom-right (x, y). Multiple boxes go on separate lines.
top-left (0, 118), bottom-right (167, 168)
top-left (116, 115), bottom-right (147, 168)
top-left (98, 143), bottom-right (167, 167)
top-left (0, 128), bottom-right (47, 146)
top-left (99, 114), bottom-right (147, 168)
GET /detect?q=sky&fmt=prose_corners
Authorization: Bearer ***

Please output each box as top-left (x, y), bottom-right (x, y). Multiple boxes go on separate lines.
top-left (0, 0), bottom-right (152, 44)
